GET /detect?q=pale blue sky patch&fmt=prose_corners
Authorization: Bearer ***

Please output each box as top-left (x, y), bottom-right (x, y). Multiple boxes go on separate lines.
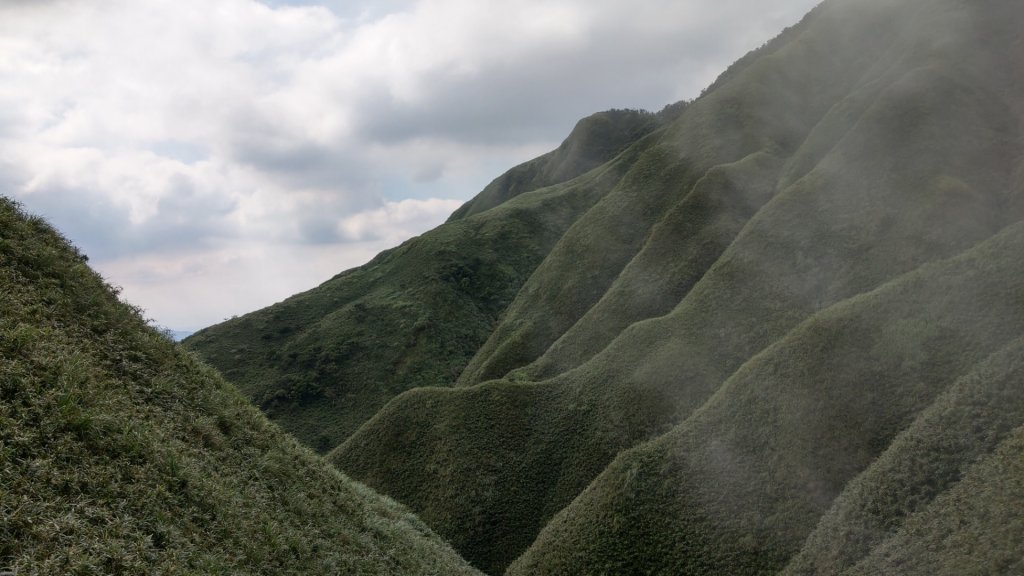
top-left (260, 0), bottom-right (414, 21)
top-left (150, 140), bottom-right (209, 165)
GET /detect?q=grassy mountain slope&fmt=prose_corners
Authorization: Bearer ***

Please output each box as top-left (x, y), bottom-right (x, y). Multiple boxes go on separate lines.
top-left (843, 424), bottom-right (1024, 576)
top-left (509, 221), bottom-right (1024, 575)
top-left (782, 336), bottom-right (1024, 575)
top-left (517, 148), bottom-right (784, 380)
top-left (453, 136), bottom-right (703, 386)
top-left (183, 136), bottom-right (647, 451)
top-left (333, 0), bottom-right (1024, 572)
top-left (0, 198), bottom-right (480, 575)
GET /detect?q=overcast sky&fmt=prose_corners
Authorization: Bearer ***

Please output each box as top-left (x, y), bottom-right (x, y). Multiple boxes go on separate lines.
top-left (0, 0), bottom-right (819, 332)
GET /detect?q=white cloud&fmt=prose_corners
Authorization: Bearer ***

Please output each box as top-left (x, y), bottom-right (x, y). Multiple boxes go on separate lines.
top-left (337, 197), bottom-right (463, 242)
top-left (0, 0), bottom-right (819, 330)
top-left (97, 242), bottom-right (391, 330)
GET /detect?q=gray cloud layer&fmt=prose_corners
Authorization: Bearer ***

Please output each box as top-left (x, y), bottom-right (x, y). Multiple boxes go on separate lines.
top-left (0, 0), bottom-right (819, 329)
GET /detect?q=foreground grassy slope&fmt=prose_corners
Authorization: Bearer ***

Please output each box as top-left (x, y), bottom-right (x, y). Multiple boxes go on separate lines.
top-left (335, 0), bottom-right (1024, 572)
top-left (844, 424), bottom-right (1024, 576)
top-left (510, 221), bottom-right (1024, 575)
top-left (183, 136), bottom-right (645, 451)
top-left (0, 198), bottom-right (480, 575)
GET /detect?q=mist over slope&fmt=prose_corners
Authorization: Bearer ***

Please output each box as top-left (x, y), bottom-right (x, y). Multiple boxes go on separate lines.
top-left (509, 221), bottom-right (1024, 574)
top-left (0, 198), bottom-right (480, 575)
top-left (193, 0), bottom-right (1024, 574)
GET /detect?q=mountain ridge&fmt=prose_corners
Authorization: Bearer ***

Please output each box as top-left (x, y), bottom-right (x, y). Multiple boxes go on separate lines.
top-left (189, 0), bottom-right (1024, 573)
top-left (183, 108), bottom-right (661, 453)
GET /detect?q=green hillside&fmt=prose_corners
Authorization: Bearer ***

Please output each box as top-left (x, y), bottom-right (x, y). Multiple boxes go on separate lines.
top-left (509, 221), bottom-right (1024, 575)
top-left (332, 0), bottom-right (1024, 573)
top-left (190, 0), bottom-right (1024, 574)
top-left (184, 110), bottom-right (658, 452)
top-left (842, 423), bottom-right (1024, 576)
top-left (782, 335), bottom-right (1024, 575)
top-left (0, 198), bottom-right (480, 575)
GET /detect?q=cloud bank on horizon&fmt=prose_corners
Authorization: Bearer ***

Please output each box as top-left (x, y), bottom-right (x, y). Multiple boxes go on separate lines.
top-left (0, 0), bottom-right (818, 330)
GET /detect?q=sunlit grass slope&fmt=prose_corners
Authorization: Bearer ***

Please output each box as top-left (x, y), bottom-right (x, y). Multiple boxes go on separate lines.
top-left (0, 198), bottom-right (480, 575)
top-left (334, 0), bottom-right (1024, 572)
top-left (183, 111), bottom-right (656, 452)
